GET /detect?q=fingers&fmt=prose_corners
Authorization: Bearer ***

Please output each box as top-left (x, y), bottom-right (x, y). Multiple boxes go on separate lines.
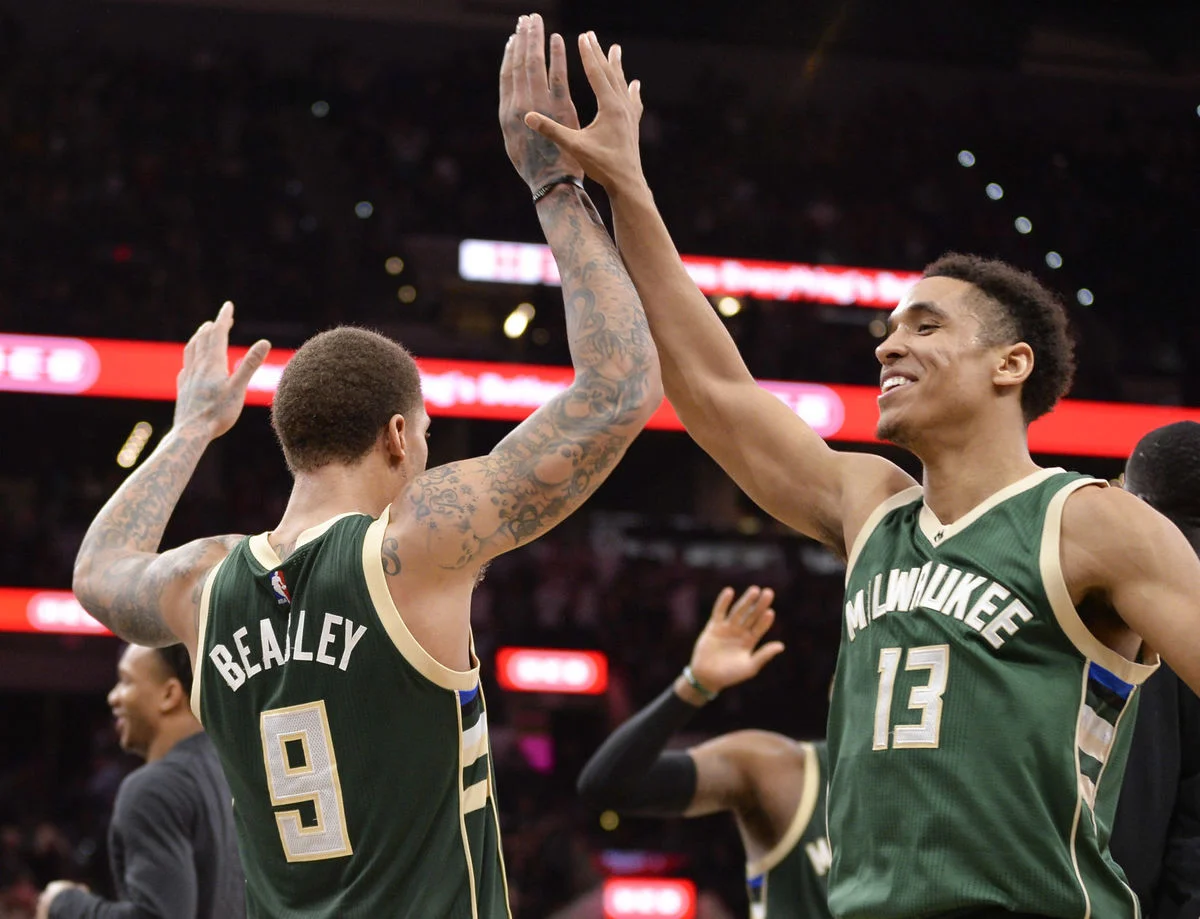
top-left (230, 339), bottom-right (272, 393)
top-left (749, 606), bottom-right (777, 644)
top-left (548, 32), bottom-right (570, 102)
top-left (750, 640), bottom-right (786, 673)
top-left (513, 15), bottom-right (530, 106)
top-left (525, 12), bottom-right (548, 97)
top-left (605, 41), bottom-right (628, 96)
top-left (499, 32), bottom-right (516, 116)
top-left (629, 78), bottom-right (643, 120)
top-left (731, 585), bottom-right (772, 626)
top-left (576, 31), bottom-right (621, 106)
top-left (708, 586), bottom-right (736, 623)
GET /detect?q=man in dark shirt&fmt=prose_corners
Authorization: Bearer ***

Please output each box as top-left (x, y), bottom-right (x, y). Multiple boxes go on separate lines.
top-left (37, 644), bottom-right (245, 919)
top-left (1112, 421), bottom-right (1200, 919)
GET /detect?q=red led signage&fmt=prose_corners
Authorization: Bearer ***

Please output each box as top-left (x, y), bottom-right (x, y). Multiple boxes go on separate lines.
top-left (603, 878), bottom-right (697, 919)
top-left (0, 332), bottom-right (1196, 458)
top-left (495, 648), bottom-right (609, 695)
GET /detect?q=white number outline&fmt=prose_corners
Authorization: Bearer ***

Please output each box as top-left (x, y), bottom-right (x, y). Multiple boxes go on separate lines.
top-left (260, 700), bottom-right (353, 862)
top-left (873, 644), bottom-right (949, 750)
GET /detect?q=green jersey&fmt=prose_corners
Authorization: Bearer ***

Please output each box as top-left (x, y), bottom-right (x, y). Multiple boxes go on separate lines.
top-left (746, 741), bottom-right (831, 919)
top-left (191, 511), bottom-right (511, 919)
top-left (827, 468), bottom-right (1158, 919)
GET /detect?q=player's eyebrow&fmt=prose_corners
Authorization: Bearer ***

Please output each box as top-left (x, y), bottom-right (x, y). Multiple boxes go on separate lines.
top-left (887, 302), bottom-right (951, 335)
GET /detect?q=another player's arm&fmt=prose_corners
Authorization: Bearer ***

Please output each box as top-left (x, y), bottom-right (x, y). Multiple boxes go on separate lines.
top-left (577, 587), bottom-right (796, 829)
top-left (523, 33), bottom-right (914, 552)
top-left (391, 17), bottom-right (662, 572)
top-left (1062, 487), bottom-right (1200, 696)
top-left (72, 304), bottom-right (269, 652)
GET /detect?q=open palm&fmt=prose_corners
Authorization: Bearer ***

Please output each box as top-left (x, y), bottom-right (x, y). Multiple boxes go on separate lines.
top-left (688, 586), bottom-right (784, 694)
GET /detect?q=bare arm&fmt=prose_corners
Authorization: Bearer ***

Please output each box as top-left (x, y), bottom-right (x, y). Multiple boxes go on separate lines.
top-left (524, 34), bottom-right (913, 552)
top-left (391, 17), bottom-right (661, 572)
top-left (72, 304), bottom-right (269, 651)
top-left (1063, 487), bottom-right (1200, 695)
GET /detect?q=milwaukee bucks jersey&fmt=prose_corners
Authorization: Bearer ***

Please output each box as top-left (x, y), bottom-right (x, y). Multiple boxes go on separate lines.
top-left (191, 510), bottom-right (511, 919)
top-left (827, 468), bottom-right (1157, 918)
top-left (746, 742), bottom-right (831, 919)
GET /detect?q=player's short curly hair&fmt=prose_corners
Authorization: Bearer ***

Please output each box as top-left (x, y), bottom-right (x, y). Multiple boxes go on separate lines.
top-left (923, 253), bottom-right (1076, 423)
top-left (271, 326), bottom-right (423, 474)
top-left (155, 644), bottom-right (194, 696)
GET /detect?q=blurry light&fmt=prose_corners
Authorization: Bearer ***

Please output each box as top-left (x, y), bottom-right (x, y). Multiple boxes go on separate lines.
top-left (385, 256), bottom-right (405, 276)
top-left (531, 328), bottom-right (550, 345)
top-left (957, 150), bottom-right (976, 167)
top-left (397, 285), bottom-right (417, 304)
top-left (868, 318), bottom-right (888, 338)
top-left (599, 810), bottom-right (620, 831)
top-left (311, 100), bottom-right (330, 118)
top-left (1045, 251), bottom-right (1063, 269)
top-left (116, 422), bottom-right (153, 469)
top-left (355, 201), bottom-right (374, 219)
top-left (985, 183), bottom-right (1004, 200)
top-left (716, 296), bottom-right (742, 317)
top-left (504, 303), bottom-right (536, 339)
top-left (1077, 288), bottom-right (1094, 306)
top-left (1014, 216), bottom-right (1033, 234)
top-left (111, 244), bottom-right (133, 263)
top-left (1196, 103), bottom-right (1200, 118)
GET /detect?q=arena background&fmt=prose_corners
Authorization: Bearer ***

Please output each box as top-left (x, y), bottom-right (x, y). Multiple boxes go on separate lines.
top-left (0, 1), bottom-right (1196, 915)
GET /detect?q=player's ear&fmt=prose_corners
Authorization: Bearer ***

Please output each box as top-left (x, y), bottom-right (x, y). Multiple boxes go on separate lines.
top-left (384, 414), bottom-right (407, 462)
top-left (161, 677), bottom-right (187, 713)
top-left (994, 341), bottom-right (1033, 391)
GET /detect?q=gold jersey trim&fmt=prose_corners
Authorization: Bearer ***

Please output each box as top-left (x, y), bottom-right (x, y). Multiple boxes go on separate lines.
top-left (745, 742), bottom-right (820, 879)
top-left (845, 487), bottom-right (923, 587)
top-left (246, 513), bottom-right (361, 570)
top-left (361, 507), bottom-right (479, 691)
top-left (190, 554), bottom-right (229, 722)
top-left (916, 466), bottom-right (1063, 547)
top-left (1040, 478), bottom-right (1160, 684)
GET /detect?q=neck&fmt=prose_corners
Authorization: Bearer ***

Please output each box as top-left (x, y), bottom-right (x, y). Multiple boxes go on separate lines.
top-left (276, 464), bottom-right (396, 539)
top-left (145, 716), bottom-right (204, 764)
top-left (915, 418), bottom-right (1040, 525)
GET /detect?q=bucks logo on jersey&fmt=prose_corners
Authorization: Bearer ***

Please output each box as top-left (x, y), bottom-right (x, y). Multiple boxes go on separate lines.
top-left (192, 510), bottom-right (511, 919)
top-left (826, 469), bottom-right (1157, 919)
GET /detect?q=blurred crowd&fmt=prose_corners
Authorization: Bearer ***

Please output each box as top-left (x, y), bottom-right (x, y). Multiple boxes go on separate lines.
top-left (0, 4), bottom-right (1197, 916)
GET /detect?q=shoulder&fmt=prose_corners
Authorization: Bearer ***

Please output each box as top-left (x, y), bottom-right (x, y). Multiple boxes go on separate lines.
top-left (116, 748), bottom-right (204, 822)
top-left (1061, 485), bottom-right (1178, 588)
top-left (702, 730), bottom-right (809, 781)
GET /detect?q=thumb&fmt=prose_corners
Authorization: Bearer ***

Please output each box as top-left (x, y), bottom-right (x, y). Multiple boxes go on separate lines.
top-left (750, 641), bottom-right (785, 673)
top-left (525, 111), bottom-right (576, 148)
top-left (231, 339), bottom-right (271, 392)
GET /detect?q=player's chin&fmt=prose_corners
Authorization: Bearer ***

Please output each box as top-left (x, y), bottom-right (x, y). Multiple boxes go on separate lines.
top-left (876, 410), bottom-right (905, 445)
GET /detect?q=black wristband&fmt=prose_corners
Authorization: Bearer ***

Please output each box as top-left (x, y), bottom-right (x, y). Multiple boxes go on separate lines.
top-left (532, 174), bottom-right (584, 203)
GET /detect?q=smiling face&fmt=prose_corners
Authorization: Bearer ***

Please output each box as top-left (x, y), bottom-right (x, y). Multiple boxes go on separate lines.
top-left (875, 276), bottom-right (1030, 449)
top-left (106, 645), bottom-right (172, 759)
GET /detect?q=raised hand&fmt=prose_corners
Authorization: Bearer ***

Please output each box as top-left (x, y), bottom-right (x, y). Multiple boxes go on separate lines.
top-left (523, 31), bottom-right (644, 191)
top-left (173, 302), bottom-right (271, 439)
top-left (688, 586), bottom-right (785, 695)
top-left (499, 13), bottom-right (584, 192)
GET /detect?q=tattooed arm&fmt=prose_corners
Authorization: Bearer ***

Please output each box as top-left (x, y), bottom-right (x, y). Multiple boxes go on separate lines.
top-left (388, 15), bottom-right (661, 574)
top-left (72, 305), bottom-right (270, 652)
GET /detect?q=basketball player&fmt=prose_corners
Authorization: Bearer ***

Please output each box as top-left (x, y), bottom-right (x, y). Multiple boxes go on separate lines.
top-left (1110, 422), bottom-right (1200, 919)
top-left (577, 586), bottom-right (830, 919)
top-left (70, 17), bottom-right (661, 918)
top-left (522, 32), bottom-right (1200, 917)
top-left (37, 645), bottom-right (244, 919)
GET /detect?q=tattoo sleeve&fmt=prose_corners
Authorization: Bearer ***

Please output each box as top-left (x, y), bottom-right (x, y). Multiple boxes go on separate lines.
top-left (405, 186), bottom-right (662, 569)
top-left (73, 426), bottom-right (235, 646)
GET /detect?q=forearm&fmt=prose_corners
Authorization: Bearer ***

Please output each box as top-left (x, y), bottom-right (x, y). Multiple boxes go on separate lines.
top-left (608, 182), bottom-right (755, 414)
top-left (576, 683), bottom-right (700, 816)
top-left (49, 889), bottom-right (146, 919)
top-left (73, 425), bottom-right (211, 643)
top-left (536, 184), bottom-right (662, 418)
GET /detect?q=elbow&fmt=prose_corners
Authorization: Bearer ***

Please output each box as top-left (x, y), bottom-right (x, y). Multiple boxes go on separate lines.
top-left (575, 765), bottom-right (615, 811)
